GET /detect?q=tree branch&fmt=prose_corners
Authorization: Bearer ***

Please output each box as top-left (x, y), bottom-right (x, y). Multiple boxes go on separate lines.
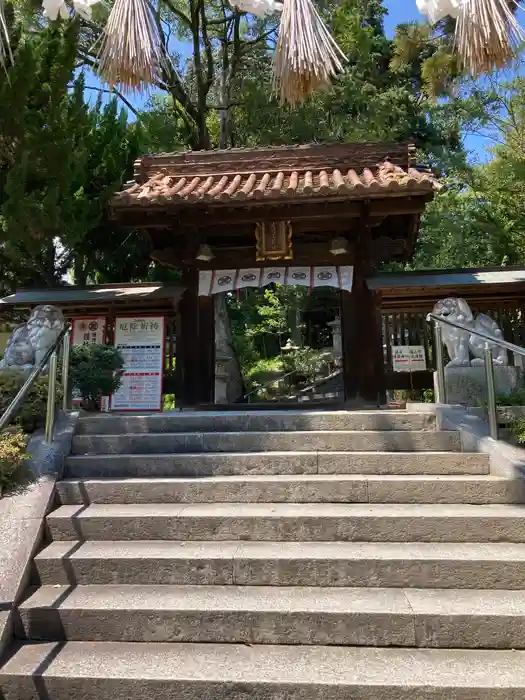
top-left (79, 84), bottom-right (139, 116)
top-left (239, 25), bottom-right (277, 55)
top-left (162, 0), bottom-right (192, 28)
top-left (200, 0), bottom-right (214, 91)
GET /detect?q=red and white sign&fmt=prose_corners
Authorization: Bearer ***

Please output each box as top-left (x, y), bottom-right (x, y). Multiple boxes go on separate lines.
top-left (392, 346), bottom-right (427, 373)
top-left (110, 316), bottom-right (165, 412)
top-left (71, 317), bottom-right (106, 346)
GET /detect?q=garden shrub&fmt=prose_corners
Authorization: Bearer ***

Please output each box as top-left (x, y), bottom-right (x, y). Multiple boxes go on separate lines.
top-left (69, 344), bottom-right (124, 409)
top-left (0, 429), bottom-right (30, 495)
top-left (496, 389), bottom-right (525, 406)
top-left (509, 416), bottom-right (525, 445)
top-left (0, 369), bottom-right (62, 432)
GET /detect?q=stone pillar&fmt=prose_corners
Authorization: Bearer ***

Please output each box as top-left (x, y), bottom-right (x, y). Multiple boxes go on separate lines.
top-left (327, 317), bottom-right (342, 366)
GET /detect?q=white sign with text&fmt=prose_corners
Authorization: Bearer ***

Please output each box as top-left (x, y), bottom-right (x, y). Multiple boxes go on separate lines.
top-left (392, 345), bottom-right (427, 373)
top-left (111, 316), bottom-right (165, 411)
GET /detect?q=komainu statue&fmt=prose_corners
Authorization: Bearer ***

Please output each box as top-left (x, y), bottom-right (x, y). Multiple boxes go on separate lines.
top-left (0, 305), bottom-right (65, 370)
top-left (432, 298), bottom-right (508, 367)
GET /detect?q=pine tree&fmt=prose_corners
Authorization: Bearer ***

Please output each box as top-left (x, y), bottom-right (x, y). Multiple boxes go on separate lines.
top-left (0, 19), bottom-right (147, 292)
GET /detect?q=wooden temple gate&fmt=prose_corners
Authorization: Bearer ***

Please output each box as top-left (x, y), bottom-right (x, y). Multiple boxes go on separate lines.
top-left (111, 142), bottom-right (439, 406)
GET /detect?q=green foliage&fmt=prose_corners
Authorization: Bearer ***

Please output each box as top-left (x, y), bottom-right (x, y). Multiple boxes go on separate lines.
top-left (69, 344), bottom-right (124, 405)
top-left (496, 390), bottom-right (525, 407)
top-left (0, 428), bottom-right (30, 496)
top-left (0, 369), bottom-right (62, 432)
top-left (0, 20), bottom-right (147, 294)
top-left (422, 389), bottom-right (435, 403)
top-left (509, 416), bottom-right (525, 445)
top-left (281, 347), bottom-right (329, 383)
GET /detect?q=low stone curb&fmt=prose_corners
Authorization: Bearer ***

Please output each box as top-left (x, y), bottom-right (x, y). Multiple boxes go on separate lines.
top-left (0, 411), bottom-right (79, 660)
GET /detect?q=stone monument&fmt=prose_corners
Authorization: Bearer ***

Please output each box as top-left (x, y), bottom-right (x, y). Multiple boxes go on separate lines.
top-left (214, 294), bottom-right (243, 403)
top-left (432, 298), bottom-right (520, 404)
top-left (0, 305), bottom-right (65, 372)
top-left (327, 316), bottom-right (342, 367)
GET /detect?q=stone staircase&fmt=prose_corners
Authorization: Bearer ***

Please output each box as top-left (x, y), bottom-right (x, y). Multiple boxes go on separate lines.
top-left (3, 409), bottom-right (525, 698)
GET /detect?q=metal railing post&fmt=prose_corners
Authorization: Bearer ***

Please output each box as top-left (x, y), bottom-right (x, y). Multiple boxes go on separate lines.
top-left (44, 351), bottom-right (58, 444)
top-left (61, 328), bottom-right (71, 411)
top-left (433, 322), bottom-right (447, 404)
top-left (485, 346), bottom-right (498, 440)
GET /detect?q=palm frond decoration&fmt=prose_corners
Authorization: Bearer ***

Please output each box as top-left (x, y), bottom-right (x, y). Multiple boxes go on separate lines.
top-left (97, 0), bottom-right (164, 93)
top-left (0, 0), bottom-right (13, 74)
top-left (455, 0), bottom-right (525, 75)
top-left (273, 0), bottom-right (346, 106)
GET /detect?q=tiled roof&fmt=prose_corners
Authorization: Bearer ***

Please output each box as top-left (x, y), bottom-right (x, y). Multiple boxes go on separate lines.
top-left (112, 142), bottom-right (439, 209)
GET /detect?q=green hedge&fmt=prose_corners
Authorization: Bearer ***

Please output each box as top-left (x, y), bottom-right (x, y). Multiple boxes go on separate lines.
top-left (0, 369), bottom-right (62, 433)
top-left (0, 429), bottom-right (29, 495)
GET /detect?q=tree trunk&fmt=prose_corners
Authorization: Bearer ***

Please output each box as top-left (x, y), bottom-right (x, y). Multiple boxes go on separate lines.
top-left (215, 293), bottom-right (244, 403)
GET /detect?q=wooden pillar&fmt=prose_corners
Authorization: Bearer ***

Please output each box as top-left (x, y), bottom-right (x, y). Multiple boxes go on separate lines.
top-left (341, 207), bottom-right (385, 403)
top-left (178, 266), bottom-right (216, 407)
top-left (197, 294), bottom-right (215, 404)
top-left (179, 266), bottom-right (200, 408)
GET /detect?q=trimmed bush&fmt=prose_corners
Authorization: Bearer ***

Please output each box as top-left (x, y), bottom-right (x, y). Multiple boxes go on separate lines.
top-left (69, 344), bottom-right (124, 410)
top-left (0, 369), bottom-right (62, 432)
top-left (0, 429), bottom-right (30, 496)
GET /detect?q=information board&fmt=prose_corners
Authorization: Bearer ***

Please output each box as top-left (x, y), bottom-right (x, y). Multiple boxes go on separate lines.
top-left (110, 316), bottom-right (165, 411)
top-left (392, 345), bottom-right (427, 373)
top-left (71, 317), bottom-right (106, 346)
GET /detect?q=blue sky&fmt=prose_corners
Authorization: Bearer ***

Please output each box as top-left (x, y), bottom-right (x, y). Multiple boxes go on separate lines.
top-left (88, 0), bottom-right (497, 160)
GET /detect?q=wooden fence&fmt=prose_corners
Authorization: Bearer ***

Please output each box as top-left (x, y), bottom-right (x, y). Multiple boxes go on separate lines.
top-left (381, 303), bottom-right (525, 391)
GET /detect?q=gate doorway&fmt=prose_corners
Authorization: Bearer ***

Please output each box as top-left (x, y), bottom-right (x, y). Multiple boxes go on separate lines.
top-left (226, 284), bottom-right (342, 406)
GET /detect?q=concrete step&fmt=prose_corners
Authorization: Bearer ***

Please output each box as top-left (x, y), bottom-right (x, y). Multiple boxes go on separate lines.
top-left (65, 451), bottom-right (489, 479)
top-left (35, 539), bottom-right (525, 589)
top-left (3, 641), bottom-right (525, 699)
top-left (71, 430), bottom-right (461, 456)
top-left (56, 474), bottom-right (521, 505)
top-left (46, 503), bottom-right (525, 542)
top-left (19, 584), bottom-right (525, 649)
top-left (75, 410), bottom-right (436, 435)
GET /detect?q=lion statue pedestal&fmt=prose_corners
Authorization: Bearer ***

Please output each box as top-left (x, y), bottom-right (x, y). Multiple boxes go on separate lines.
top-left (432, 298), bottom-right (521, 405)
top-left (436, 365), bottom-right (522, 405)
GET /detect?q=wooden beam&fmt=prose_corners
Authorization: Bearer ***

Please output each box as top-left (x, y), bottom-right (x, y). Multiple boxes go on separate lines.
top-left (114, 195), bottom-right (430, 230)
top-left (151, 242), bottom-right (356, 269)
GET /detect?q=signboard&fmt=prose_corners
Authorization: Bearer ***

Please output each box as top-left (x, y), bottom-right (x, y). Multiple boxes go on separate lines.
top-left (392, 345), bottom-right (427, 373)
top-left (110, 316), bottom-right (165, 412)
top-left (72, 317), bottom-right (106, 346)
top-left (255, 221), bottom-right (293, 261)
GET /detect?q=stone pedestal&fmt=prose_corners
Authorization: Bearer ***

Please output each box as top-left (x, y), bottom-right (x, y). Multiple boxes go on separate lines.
top-left (434, 365), bottom-right (522, 406)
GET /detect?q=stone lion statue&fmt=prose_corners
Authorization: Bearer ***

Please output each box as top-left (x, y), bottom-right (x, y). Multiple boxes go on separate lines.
top-left (432, 298), bottom-right (508, 367)
top-left (0, 305), bottom-right (65, 370)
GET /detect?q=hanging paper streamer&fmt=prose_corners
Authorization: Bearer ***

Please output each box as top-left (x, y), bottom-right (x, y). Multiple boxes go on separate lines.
top-left (339, 266), bottom-right (354, 293)
top-left (211, 270), bottom-right (236, 295)
top-left (198, 266), bottom-right (354, 296)
top-left (286, 267), bottom-right (311, 287)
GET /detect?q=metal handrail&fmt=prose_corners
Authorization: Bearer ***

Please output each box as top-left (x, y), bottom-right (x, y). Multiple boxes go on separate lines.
top-left (243, 368), bottom-right (299, 402)
top-left (0, 324), bottom-right (72, 443)
top-left (289, 367), bottom-right (343, 399)
top-left (426, 312), bottom-right (525, 440)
